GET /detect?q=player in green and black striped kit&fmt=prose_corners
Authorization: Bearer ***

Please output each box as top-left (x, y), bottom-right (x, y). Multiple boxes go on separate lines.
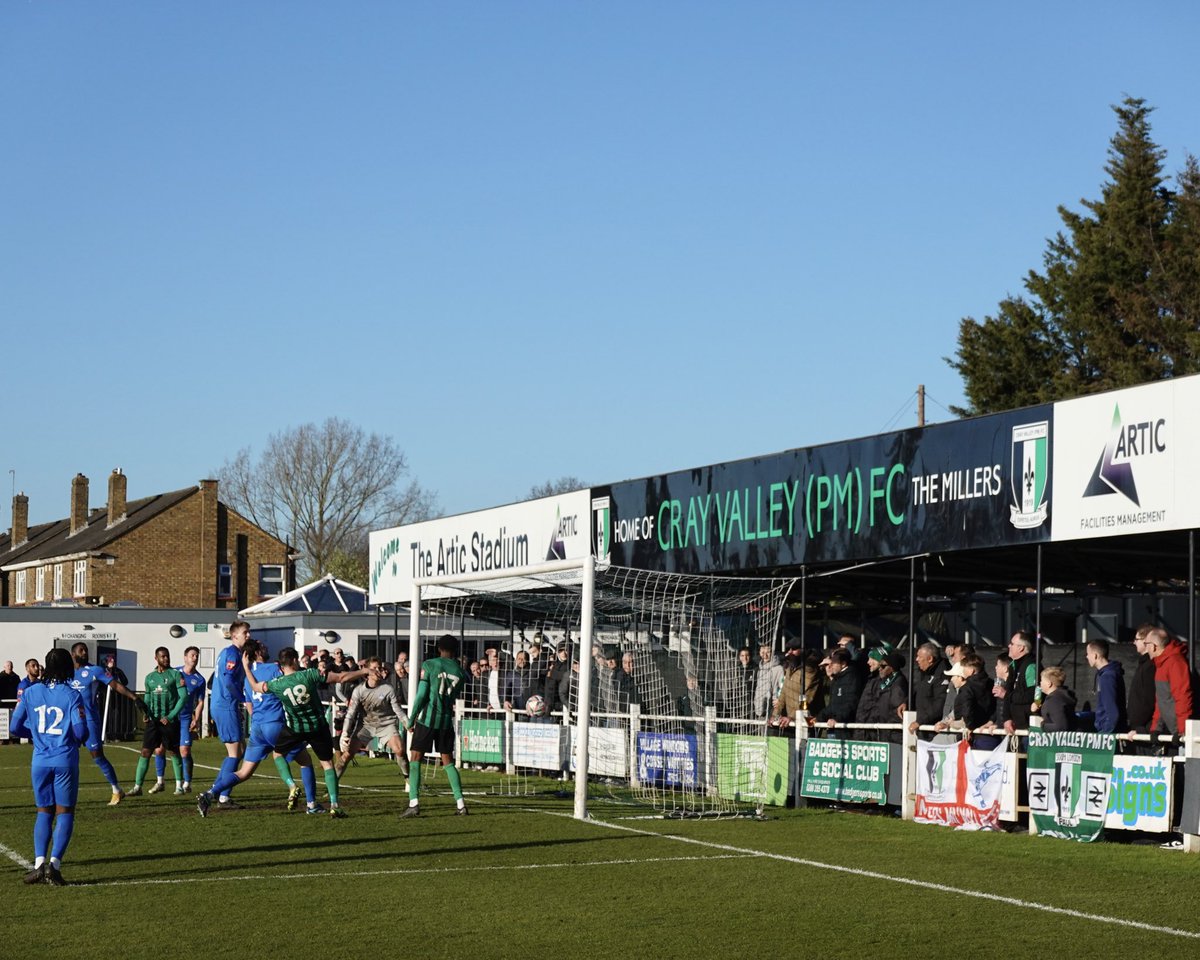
top-left (130, 647), bottom-right (187, 795)
top-left (402, 634), bottom-right (468, 817)
top-left (209, 647), bottom-right (367, 818)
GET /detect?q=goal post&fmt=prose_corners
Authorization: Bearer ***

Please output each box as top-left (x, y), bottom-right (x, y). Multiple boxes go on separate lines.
top-left (412, 555), bottom-right (598, 820)
top-left (407, 556), bottom-right (797, 821)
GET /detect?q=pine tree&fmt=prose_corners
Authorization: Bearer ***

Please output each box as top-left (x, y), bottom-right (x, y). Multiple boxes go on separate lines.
top-left (948, 98), bottom-right (1200, 414)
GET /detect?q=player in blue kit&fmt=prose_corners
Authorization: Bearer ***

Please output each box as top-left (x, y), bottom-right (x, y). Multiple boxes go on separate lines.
top-left (150, 644), bottom-right (208, 794)
top-left (69, 642), bottom-right (146, 805)
top-left (208, 621), bottom-right (252, 803)
top-left (197, 640), bottom-right (319, 814)
top-left (11, 647), bottom-right (89, 885)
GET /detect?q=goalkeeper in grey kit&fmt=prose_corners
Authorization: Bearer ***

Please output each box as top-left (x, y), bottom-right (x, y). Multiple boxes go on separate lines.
top-left (335, 656), bottom-right (410, 786)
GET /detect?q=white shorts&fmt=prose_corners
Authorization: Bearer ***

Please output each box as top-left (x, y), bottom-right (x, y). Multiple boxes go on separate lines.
top-left (346, 722), bottom-right (401, 749)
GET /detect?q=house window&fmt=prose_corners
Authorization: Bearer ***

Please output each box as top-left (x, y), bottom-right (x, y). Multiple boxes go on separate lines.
top-left (15, 570), bottom-right (26, 604)
top-left (217, 563), bottom-right (233, 599)
top-left (35, 566), bottom-right (45, 602)
top-left (258, 563), bottom-right (285, 597)
top-left (53, 564), bottom-right (63, 599)
top-left (74, 560), bottom-right (87, 597)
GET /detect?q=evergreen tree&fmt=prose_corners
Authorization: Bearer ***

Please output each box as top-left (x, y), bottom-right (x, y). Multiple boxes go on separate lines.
top-left (948, 98), bottom-right (1200, 414)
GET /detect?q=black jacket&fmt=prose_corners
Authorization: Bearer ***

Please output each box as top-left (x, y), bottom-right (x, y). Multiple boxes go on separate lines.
top-left (815, 667), bottom-right (863, 723)
top-left (1127, 653), bottom-right (1157, 733)
top-left (1040, 687), bottom-right (1077, 733)
top-left (1001, 652), bottom-right (1037, 729)
top-left (953, 674), bottom-right (995, 730)
top-left (912, 659), bottom-right (950, 725)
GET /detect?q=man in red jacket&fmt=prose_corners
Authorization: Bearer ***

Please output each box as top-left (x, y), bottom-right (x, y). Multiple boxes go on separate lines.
top-left (1147, 628), bottom-right (1194, 739)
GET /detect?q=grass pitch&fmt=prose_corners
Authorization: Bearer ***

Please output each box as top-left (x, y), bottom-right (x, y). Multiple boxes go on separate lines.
top-left (1, 740), bottom-right (1197, 959)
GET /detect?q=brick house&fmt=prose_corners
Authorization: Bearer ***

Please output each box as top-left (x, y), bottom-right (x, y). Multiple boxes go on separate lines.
top-left (0, 469), bottom-right (293, 609)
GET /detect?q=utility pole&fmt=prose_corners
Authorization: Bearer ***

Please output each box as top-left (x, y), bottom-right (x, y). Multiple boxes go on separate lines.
top-left (917, 384), bottom-right (925, 427)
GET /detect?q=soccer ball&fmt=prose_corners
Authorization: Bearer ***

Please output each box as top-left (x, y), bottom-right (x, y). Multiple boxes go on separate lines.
top-left (525, 694), bottom-right (547, 717)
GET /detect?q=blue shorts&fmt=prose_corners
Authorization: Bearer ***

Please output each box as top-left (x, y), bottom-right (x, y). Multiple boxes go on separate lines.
top-left (245, 718), bottom-right (285, 764)
top-left (32, 763), bottom-right (80, 808)
top-left (179, 713), bottom-right (195, 748)
top-left (211, 705), bottom-right (244, 744)
top-left (83, 712), bottom-right (104, 753)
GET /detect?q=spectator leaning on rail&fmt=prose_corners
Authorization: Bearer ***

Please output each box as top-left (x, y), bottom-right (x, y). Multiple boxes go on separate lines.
top-left (811, 648), bottom-right (862, 732)
top-left (1035, 666), bottom-right (1077, 733)
top-left (934, 655), bottom-right (993, 736)
top-left (910, 642), bottom-right (950, 737)
top-left (1146, 628), bottom-right (1195, 746)
top-left (1000, 631), bottom-right (1039, 736)
top-left (1126, 623), bottom-right (1158, 739)
top-left (855, 649), bottom-right (908, 743)
top-left (1085, 639), bottom-right (1127, 734)
top-left (753, 643), bottom-right (784, 721)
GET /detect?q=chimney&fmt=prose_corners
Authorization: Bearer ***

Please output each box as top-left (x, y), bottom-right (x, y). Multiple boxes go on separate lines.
top-left (107, 468), bottom-right (127, 528)
top-left (70, 473), bottom-right (90, 536)
top-left (11, 492), bottom-right (28, 546)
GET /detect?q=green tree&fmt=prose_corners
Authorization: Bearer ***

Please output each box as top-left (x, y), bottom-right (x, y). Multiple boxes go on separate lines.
top-left (949, 98), bottom-right (1200, 414)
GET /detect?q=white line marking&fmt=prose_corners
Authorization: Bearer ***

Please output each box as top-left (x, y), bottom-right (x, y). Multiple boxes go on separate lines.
top-left (0, 840), bottom-right (33, 871)
top-left (520, 808), bottom-right (1200, 941)
top-left (90, 854), bottom-right (754, 887)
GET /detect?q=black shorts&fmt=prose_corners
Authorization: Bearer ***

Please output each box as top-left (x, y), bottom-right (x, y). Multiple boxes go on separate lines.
top-left (410, 722), bottom-right (455, 758)
top-left (142, 717), bottom-right (181, 752)
top-left (274, 722), bottom-right (335, 763)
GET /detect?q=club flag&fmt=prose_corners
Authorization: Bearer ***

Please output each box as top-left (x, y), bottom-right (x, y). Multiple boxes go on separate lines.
top-left (1026, 730), bottom-right (1116, 842)
top-left (914, 738), bottom-right (1006, 830)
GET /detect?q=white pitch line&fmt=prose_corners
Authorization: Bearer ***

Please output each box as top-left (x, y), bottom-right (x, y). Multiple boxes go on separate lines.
top-left (88, 854), bottom-right (755, 887)
top-left (538, 809), bottom-right (1200, 942)
top-left (0, 840), bottom-right (33, 872)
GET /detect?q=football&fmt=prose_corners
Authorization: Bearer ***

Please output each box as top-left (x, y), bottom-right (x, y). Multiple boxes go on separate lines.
top-left (525, 694), bottom-right (547, 717)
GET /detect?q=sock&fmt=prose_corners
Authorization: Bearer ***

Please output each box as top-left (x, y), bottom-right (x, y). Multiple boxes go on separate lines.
top-left (170, 755), bottom-right (183, 784)
top-left (210, 757), bottom-right (239, 798)
top-left (134, 756), bottom-right (150, 787)
top-left (184, 755), bottom-right (193, 783)
top-left (323, 768), bottom-right (339, 806)
top-left (445, 763), bottom-right (464, 801)
top-left (34, 811), bottom-right (53, 860)
top-left (396, 755), bottom-right (409, 776)
top-left (50, 813), bottom-right (74, 862)
top-left (273, 756), bottom-right (295, 787)
top-left (95, 754), bottom-right (120, 790)
top-left (301, 766), bottom-right (317, 804)
top-left (215, 756), bottom-right (238, 798)
top-left (155, 754), bottom-right (166, 779)
top-left (409, 760), bottom-right (421, 802)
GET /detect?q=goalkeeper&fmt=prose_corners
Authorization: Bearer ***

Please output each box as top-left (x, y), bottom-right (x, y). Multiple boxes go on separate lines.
top-left (401, 634), bottom-right (467, 818)
top-left (336, 656), bottom-right (410, 787)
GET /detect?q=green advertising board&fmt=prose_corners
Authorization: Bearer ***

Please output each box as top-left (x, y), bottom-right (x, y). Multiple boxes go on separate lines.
top-left (461, 718), bottom-right (505, 764)
top-left (715, 734), bottom-right (791, 806)
top-left (800, 738), bottom-right (889, 804)
top-left (1026, 730), bottom-right (1116, 841)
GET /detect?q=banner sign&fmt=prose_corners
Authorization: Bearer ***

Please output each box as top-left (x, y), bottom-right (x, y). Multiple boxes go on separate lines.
top-left (513, 721), bottom-right (566, 771)
top-left (1105, 754), bottom-right (1172, 832)
top-left (1026, 730), bottom-right (1116, 841)
top-left (591, 407), bottom-right (1053, 574)
top-left (714, 734), bottom-right (791, 806)
top-left (369, 490), bottom-right (591, 602)
top-left (569, 726), bottom-right (628, 777)
top-left (800, 738), bottom-right (889, 804)
top-left (1052, 377), bottom-right (1200, 541)
top-left (637, 732), bottom-right (700, 788)
top-left (460, 718), bottom-right (504, 764)
top-left (913, 739), bottom-right (1007, 829)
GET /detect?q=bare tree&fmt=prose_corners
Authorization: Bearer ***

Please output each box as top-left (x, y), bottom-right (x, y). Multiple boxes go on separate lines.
top-left (527, 476), bottom-right (588, 500)
top-left (218, 418), bottom-right (437, 581)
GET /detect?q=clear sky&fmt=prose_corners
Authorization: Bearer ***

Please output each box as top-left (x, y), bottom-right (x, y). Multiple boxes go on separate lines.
top-left (4, 2), bottom-right (1198, 527)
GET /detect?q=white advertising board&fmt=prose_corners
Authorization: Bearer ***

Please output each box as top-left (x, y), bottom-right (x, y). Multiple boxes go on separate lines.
top-left (369, 490), bottom-right (591, 603)
top-left (1052, 376), bottom-right (1200, 540)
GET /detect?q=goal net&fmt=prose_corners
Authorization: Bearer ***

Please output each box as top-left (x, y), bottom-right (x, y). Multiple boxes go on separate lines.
top-left (411, 559), bottom-right (796, 819)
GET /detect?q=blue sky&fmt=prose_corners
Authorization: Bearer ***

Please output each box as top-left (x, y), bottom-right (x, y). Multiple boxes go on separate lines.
top-left (4, 2), bottom-right (1199, 527)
